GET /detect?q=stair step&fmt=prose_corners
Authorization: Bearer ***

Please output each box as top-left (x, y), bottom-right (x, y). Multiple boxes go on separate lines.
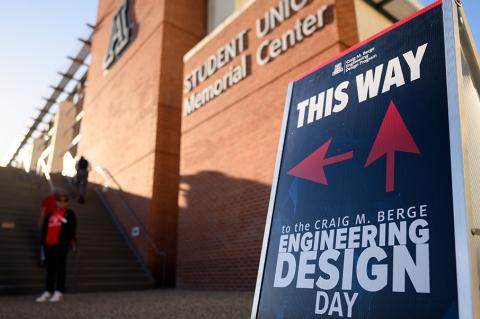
top-left (0, 273), bottom-right (150, 285)
top-left (0, 168), bottom-right (154, 295)
top-left (0, 249), bottom-right (136, 260)
top-left (0, 232), bottom-right (127, 243)
top-left (0, 255), bottom-right (139, 266)
top-left (0, 284), bottom-right (148, 295)
top-left (0, 264), bottom-right (146, 273)
top-left (0, 225), bottom-right (123, 236)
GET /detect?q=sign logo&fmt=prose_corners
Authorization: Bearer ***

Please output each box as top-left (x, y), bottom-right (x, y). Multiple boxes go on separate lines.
top-left (332, 62), bottom-right (344, 76)
top-left (103, 0), bottom-right (132, 70)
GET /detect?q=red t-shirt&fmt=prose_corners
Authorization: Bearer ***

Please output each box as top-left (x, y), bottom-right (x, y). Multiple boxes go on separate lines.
top-left (45, 209), bottom-right (66, 246)
top-left (41, 195), bottom-right (57, 215)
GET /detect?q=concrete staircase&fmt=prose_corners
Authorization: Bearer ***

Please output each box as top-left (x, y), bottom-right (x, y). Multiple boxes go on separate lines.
top-left (0, 166), bottom-right (155, 295)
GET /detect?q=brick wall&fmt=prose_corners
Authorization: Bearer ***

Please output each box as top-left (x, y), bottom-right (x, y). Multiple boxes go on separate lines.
top-left (178, 0), bottom-right (359, 289)
top-left (81, 0), bottom-right (364, 289)
top-left (80, 0), bottom-right (206, 286)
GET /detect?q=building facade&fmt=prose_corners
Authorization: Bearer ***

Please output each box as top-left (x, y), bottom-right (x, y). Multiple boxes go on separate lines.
top-left (177, 0), bottom-right (405, 289)
top-left (50, 0), bottom-right (421, 289)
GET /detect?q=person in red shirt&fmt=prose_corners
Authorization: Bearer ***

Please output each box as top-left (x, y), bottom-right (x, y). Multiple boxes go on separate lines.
top-left (36, 192), bottom-right (76, 303)
top-left (38, 189), bottom-right (60, 267)
top-left (39, 195), bottom-right (57, 225)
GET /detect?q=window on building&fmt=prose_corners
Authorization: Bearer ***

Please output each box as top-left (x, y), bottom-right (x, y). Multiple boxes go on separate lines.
top-left (207, 0), bottom-right (250, 34)
top-left (207, 0), bottom-right (234, 33)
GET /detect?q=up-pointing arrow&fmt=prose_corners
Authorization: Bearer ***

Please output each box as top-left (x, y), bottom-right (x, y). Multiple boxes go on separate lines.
top-left (365, 100), bottom-right (420, 192)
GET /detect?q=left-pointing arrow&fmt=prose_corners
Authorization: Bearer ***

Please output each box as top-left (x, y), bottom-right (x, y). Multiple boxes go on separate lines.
top-left (288, 138), bottom-right (353, 185)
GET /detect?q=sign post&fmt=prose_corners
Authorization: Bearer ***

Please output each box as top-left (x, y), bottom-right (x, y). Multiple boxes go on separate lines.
top-left (252, 1), bottom-right (480, 318)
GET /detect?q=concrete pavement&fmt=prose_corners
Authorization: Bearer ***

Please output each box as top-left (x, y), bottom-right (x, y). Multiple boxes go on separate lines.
top-left (0, 289), bottom-right (253, 319)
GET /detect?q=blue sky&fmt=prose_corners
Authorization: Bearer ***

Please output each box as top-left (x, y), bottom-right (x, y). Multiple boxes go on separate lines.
top-left (421, 0), bottom-right (480, 46)
top-left (0, 0), bottom-right (478, 166)
top-left (0, 1), bottom-right (98, 165)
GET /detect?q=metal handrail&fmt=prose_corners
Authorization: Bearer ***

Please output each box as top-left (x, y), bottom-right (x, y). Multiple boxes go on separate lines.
top-left (35, 159), bottom-right (167, 287)
top-left (38, 157), bottom-right (54, 192)
top-left (94, 165), bottom-right (167, 286)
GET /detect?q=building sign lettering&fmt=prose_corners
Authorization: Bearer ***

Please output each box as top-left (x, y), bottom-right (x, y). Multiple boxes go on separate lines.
top-left (256, 0), bottom-right (311, 37)
top-left (256, 5), bottom-right (330, 65)
top-left (184, 54), bottom-right (249, 115)
top-left (103, 0), bottom-right (132, 70)
top-left (184, 30), bottom-right (248, 92)
top-left (183, 1), bottom-right (334, 115)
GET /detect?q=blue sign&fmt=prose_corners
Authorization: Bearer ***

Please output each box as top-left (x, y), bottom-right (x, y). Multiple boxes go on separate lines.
top-left (253, 2), bottom-right (460, 318)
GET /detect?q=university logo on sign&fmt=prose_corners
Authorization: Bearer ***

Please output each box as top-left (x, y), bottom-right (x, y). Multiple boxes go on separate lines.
top-left (332, 62), bottom-right (344, 76)
top-left (103, 0), bottom-right (132, 70)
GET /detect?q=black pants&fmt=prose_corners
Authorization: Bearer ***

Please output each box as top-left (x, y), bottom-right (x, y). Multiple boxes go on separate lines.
top-left (76, 170), bottom-right (88, 201)
top-left (44, 245), bottom-right (68, 293)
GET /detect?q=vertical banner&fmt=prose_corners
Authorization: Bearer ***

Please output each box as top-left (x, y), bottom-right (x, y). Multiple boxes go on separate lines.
top-left (252, 2), bottom-right (464, 318)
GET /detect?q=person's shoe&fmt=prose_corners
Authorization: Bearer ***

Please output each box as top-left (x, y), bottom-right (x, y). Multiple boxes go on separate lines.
top-left (35, 291), bottom-right (51, 302)
top-left (49, 291), bottom-right (64, 302)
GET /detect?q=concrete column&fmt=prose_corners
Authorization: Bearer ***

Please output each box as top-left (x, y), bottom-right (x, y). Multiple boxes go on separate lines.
top-left (47, 100), bottom-right (77, 173)
top-left (29, 137), bottom-right (46, 172)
